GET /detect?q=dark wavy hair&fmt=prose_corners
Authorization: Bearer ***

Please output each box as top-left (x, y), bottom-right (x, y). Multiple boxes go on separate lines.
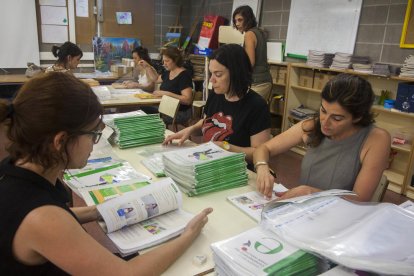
top-left (161, 47), bottom-right (184, 67)
top-left (210, 44), bottom-right (252, 98)
top-left (0, 73), bottom-right (103, 171)
top-left (51, 41), bottom-right (83, 67)
top-left (132, 46), bottom-right (152, 66)
top-left (232, 5), bottom-right (257, 30)
top-left (306, 73), bottom-right (375, 147)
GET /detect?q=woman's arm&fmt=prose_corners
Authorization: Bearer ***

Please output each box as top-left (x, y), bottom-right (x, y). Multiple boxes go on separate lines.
top-left (70, 206), bottom-right (100, 224)
top-left (244, 31), bottom-right (257, 67)
top-left (14, 205), bottom-right (212, 276)
top-left (214, 128), bottom-right (271, 163)
top-left (153, 87), bottom-right (193, 105)
top-left (253, 121), bottom-right (309, 198)
top-left (139, 60), bottom-right (159, 83)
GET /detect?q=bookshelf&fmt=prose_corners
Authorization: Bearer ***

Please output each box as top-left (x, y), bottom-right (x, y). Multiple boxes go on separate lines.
top-left (283, 63), bottom-right (414, 198)
top-left (268, 61), bottom-right (289, 135)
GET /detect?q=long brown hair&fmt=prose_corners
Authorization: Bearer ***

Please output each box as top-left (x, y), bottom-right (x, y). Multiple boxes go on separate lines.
top-left (0, 73), bottom-right (103, 170)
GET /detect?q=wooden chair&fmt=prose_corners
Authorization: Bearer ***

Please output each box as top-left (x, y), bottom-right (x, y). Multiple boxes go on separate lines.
top-left (370, 174), bottom-right (389, 202)
top-left (158, 95), bottom-right (180, 132)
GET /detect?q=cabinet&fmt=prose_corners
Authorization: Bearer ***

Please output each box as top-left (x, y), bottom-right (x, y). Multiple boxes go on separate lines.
top-left (283, 63), bottom-right (414, 199)
top-left (268, 62), bottom-right (289, 135)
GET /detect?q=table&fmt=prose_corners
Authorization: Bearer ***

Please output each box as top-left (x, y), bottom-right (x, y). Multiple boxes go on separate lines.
top-left (0, 74), bottom-right (29, 85)
top-left (73, 131), bottom-right (258, 276)
top-left (100, 85), bottom-right (161, 109)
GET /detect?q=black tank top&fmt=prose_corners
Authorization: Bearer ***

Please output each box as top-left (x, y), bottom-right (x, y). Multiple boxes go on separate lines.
top-left (0, 158), bottom-right (75, 275)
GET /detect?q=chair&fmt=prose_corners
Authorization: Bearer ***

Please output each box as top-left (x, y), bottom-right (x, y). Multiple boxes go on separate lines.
top-left (370, 174), bottom-right (389, 202)
top-left (158, 95), bottom-right (180, 132)
top-left (218, 26), bottom-right (245, 45)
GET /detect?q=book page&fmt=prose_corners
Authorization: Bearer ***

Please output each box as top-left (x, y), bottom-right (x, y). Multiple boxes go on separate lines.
top-left (97, 178), bottom-right (182, 233)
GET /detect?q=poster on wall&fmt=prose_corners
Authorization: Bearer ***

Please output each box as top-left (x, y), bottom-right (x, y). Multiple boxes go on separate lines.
top-left (93, 37), bottom-right (141, 72)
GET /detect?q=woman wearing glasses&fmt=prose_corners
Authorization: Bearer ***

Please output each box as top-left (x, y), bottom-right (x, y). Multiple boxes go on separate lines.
top-left (0, 73), bottom-right (212, 275)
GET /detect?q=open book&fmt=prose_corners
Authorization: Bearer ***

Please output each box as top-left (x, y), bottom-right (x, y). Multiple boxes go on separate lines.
top-left (92, 178), bottom-right (193, 254)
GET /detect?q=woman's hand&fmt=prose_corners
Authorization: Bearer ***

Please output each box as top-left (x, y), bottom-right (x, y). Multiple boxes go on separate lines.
top-left (163, 126), bottom-right (194, 146)
top-left (182, 208), bottom-right (213, 239)
top-left (275, 185), bottom-right (317, 200)
top-left (125, 82), bottom-right (139, 89)
top-left (153, 90), bottom-right (166, 97)
top-left (256, 165), bottom-right (275, 199)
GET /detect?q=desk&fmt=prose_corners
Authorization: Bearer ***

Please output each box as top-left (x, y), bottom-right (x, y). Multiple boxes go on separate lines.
top-left (0, 74), bottom-right (29, 85)
top-left (100, 86), bottom-right (162, 109)
top-left (74, 132), bottom-right (258, 276)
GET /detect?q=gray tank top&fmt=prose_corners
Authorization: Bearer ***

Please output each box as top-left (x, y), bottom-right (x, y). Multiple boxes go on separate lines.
top-left (250, 28), bottom-right (272, 84)
top-left (299, 126), bottom-right (373, 191)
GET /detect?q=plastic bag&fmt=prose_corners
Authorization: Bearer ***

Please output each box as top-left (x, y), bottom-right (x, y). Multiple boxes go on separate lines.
top-left (25, 62), bottom-right (43, 78)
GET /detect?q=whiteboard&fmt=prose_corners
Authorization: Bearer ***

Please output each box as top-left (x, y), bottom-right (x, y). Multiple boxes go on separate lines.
top-left (285, 0), bottom-right (362, 57)
top-left (0, 0), bottom-right (40, 68)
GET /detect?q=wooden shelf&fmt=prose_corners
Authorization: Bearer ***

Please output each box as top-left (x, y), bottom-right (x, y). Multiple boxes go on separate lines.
top-left (291, 84), bottom-right (321, 94)
top-left (406, 186), bottom-right (414, 200)
top-left (371, 105), bottom-right (414, 118)
top-left (273, 83), bottom-right (286, 87)
top-left (391, 143), bottom-right (412, 153)
top-left (383, 169), bottom-right (405, 186)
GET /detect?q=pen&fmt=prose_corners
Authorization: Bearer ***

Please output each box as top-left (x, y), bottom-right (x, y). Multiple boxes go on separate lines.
top-left (193, 268), bottom-right (214, 276)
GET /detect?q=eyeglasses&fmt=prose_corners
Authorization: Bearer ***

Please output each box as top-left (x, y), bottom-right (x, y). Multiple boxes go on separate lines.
top-left (75, 130), bottom-right (103, 144)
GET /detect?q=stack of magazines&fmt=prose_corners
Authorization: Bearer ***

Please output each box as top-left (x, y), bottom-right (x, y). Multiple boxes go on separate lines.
top-left (329, 52), bottom-right (352, 70)
top-left (306, 50), bottom-right (334, 68)
top-left (400, 55), bottom-right (414, 77)
top-left (211, 227), bottom-right (324, 276)
top-left (103, 111), bottom-right (166, 149)
top-left (162, 142), bottom-right (248, 196)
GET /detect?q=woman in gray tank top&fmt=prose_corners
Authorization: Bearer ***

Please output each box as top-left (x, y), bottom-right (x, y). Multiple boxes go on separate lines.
top-left (233, 6), bottom-right (273, 102)
top-left (253, 74), bottom-right (391, 201)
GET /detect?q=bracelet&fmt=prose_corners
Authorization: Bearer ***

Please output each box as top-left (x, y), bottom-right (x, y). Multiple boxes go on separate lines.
top-left (254, 161), bottom-right (268, 171)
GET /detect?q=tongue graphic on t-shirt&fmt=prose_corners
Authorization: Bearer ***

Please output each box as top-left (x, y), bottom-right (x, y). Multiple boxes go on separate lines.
top-left (202, 112), bottom-right (234, 142)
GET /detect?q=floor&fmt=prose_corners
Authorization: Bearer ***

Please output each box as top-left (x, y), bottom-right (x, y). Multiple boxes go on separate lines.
top-left (188, 133), bottom-right (411, 205)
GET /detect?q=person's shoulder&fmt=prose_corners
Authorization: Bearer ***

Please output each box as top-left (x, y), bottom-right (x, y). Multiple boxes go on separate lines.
top-left (368, 126), bottom-right (391, 143)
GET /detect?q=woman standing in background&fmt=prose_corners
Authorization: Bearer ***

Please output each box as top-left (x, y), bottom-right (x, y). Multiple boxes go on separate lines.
top-left (233, 5), bottom-right (273, 102)
top-left (45, 41), bottom-right (83, 73)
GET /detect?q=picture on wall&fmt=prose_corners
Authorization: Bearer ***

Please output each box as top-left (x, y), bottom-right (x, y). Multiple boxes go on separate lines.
top-left (93, 36), bottom-right (141, 72)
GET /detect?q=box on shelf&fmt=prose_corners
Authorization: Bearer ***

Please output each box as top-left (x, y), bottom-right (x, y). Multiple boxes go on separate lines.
top-left (395, 82), bottom-right (414, 113)
top-left (110, 64), bottom-right (133, 77)
top-left (313, 72), bottom-right (335, 90)
top-left (270, 66), bottom-right (287, 85)
top-left (298, 69), bottom-right (314, 88)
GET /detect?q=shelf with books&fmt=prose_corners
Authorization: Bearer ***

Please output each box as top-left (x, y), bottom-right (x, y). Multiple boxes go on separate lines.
top-left (283, 63), bottom-right (414, 197)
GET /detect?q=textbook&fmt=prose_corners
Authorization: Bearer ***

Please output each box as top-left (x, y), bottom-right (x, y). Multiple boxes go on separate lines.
top-left (211, 227), bottom-right (323, 276)
top-left (227, 184), bottom-right (288, 222)
top-left (96, 178), bottom-right (194, 254)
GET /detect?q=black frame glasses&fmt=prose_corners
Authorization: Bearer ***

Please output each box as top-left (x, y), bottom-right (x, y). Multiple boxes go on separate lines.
top-left (75, 130), bottom-right (103, 144)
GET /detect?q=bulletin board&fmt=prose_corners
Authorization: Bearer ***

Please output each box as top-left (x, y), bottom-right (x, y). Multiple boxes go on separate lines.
top-left (75, 0), bottom-right (154, 48)
top-left (285, 0), bottom-right (362, 58)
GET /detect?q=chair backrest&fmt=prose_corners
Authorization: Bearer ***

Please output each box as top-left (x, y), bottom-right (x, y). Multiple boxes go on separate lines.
top-left (370, 174), bottom-right (389, 202)
top-left (218, 26), bottom-right (245, 45)
top-left (158, 95), bottom-right (180, 120)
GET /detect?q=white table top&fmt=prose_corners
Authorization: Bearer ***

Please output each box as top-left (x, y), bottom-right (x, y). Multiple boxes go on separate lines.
top-left (100, 85), bottom-right (161, 108)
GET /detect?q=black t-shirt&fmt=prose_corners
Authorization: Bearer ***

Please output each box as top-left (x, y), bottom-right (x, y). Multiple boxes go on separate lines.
top-left (160, 70), bottom-right (193, 111)
top-left (0, 158), bottom-right (75, 276)
top-left (202, 89), bottom-right (271, 147)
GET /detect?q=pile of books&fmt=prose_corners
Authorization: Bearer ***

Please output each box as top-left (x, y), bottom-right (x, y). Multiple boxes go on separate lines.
top-left (211, 227), bottom-right (324, 276)
top-left (351, 56), bottom-right (372, 73)
top-left (103, 111), bottom-right (166, 149)
top-left (373, 63), bottom-right (391, 77)
top-left (162, 142), bottom-right (248, 196)
top-left (400, 55), bottom-right (414, 77)
top-left (188, 54), bottom-right (206, 80)
top-left (306, 50), bottom-right (334, 68)
top-left (329, 52), bottom-right (352, 70)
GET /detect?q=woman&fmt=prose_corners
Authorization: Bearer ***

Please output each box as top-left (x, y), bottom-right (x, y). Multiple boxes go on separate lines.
top-left (45, 41), bottom-right (83, 73)
top-left (163, 44), bottom-right (271, 163)
top-left (254, 74), bottom-right (390, 201)
top-left (0, 73), bottom-right (212, 275)
top-left (143, 46), bottom-right (193, 124)
top-left (121, 46), bottom-right (157, 91)
top-left (233, 5), bottom-right (272, 102)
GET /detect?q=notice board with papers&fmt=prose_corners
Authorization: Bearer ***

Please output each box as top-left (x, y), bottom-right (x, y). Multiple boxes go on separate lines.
top-left (285, 0), bottom-right (362, 59)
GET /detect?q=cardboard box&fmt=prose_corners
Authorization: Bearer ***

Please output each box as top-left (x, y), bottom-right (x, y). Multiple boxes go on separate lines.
top-left (110, 65), bottom-right (133, 77)
top-left (395, 82), bottom-right (414, 113)
top-left (313, 72), bottom-right (335, 90)
top-left (298, 69), bottom-right (314, 88)
top-left (276, 67), bottom-right (287, 85)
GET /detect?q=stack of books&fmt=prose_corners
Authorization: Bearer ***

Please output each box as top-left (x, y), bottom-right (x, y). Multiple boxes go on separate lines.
top-left (373, 63), bottom-right (391, 77)
top-left (400, 55), bottom-right (414, 77)
top-left (103, 111), bottom-right (166, 149)
top-left (351, 56), bottom-right (372, 73)
top-left (162, 142), bottom-right (248, 196)
top-left (188, 54), bottom-right (206, 80)
top-left (306, 50), bottom-right (334, 68)
top-left (211, 227), bottom-right (324, 276)
top-left (329, 52), bottom-right (352, 70)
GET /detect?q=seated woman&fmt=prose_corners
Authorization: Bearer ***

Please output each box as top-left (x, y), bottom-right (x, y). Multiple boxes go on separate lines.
top-left (254, 74), bottom-right (390, 201)
top-left (142, 47), bottom-right (193, 124)
top-left (0, 73), bottom-right (212, 275)
top-left (163, 44), bottom-right (271, 163)
top-left (45, 41), bottom-right (83, 73)
top-left (121, 46), bottom-right (157, 91)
